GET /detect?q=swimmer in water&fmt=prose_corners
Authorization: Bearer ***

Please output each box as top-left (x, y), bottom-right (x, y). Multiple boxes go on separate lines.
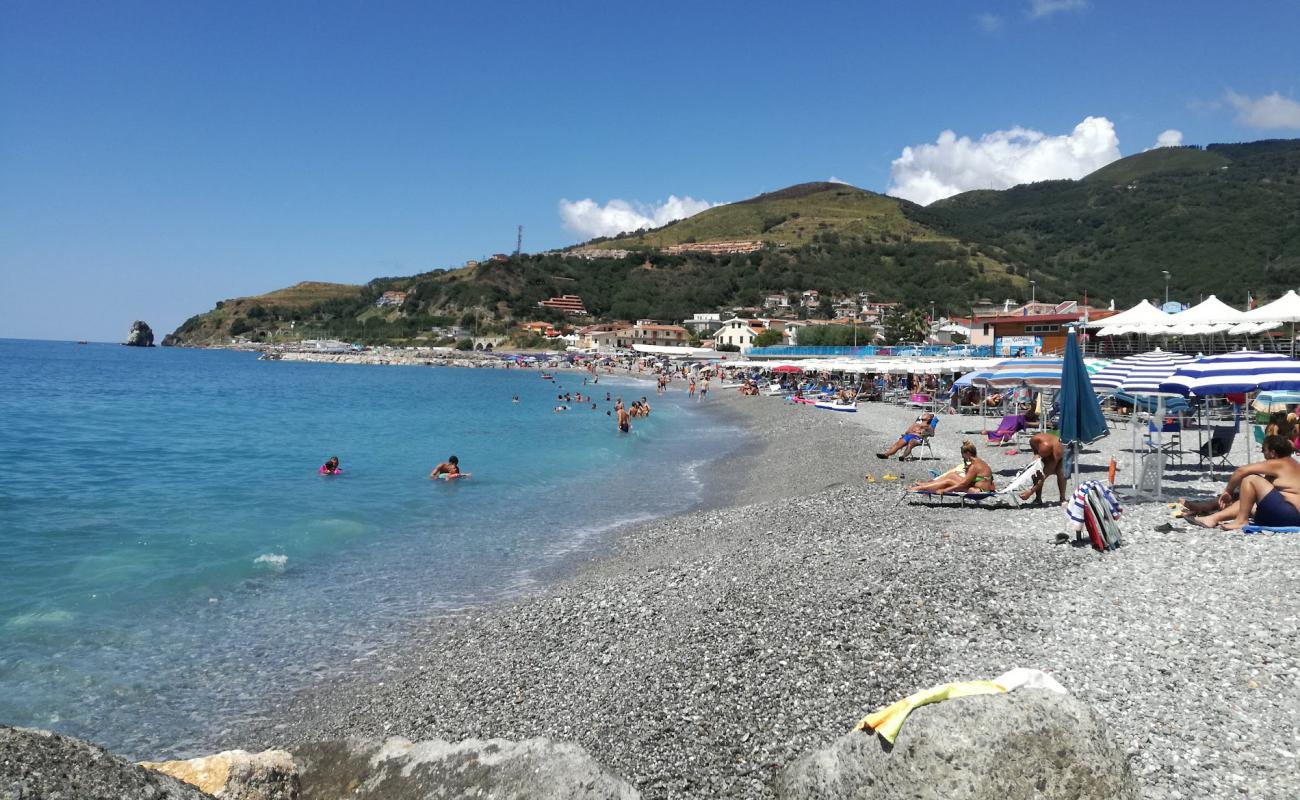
top-left (617, 405), bottom-right (631, 433)
top-left (429, 455), bottom-right (464, 480)
top-left (320, 456), bottom-right (341, 475)
top-left (512, 394), bottom-right (519, 403)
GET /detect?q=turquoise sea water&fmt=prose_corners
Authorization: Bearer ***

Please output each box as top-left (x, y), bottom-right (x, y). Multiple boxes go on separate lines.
top-left (0, 340), bottom-right (739, 756)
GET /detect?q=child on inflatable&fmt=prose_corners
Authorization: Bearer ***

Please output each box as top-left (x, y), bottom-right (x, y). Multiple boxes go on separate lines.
top-left (319, 456), bottom-right (342, 475)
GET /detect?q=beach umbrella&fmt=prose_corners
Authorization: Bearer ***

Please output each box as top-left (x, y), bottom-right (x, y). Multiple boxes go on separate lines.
top-left (1058, 328), bottom-right (1109, 483)
top-left (984, 358), bottom-right (1066, 388)
top-left (1242, 289), bottom-right (1300, 357)
top-left (1158, 351), bottom-right (1300, 396)
top-left (771, 365), bottom-right (803, 374)
top-left (1091, 349), bottom-right (1196, 395)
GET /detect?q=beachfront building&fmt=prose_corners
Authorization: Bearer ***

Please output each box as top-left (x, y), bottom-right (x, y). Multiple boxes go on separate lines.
top-left (715, 318), bottom-right (768, 350)
top-left (971, 301), bottom-right (1117, 354)
top-left (576, 322), bottom-right (630, 350)
top-left (683, 312), bottom-right (724, 338)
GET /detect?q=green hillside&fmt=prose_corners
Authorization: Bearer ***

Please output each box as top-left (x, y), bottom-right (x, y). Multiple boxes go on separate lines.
top-left (167, 139), bottom-right (1300, 347)
top-left (586, 182), bottom-right (943, 249)
top-left (909, 139), bottom-right (1300, 306)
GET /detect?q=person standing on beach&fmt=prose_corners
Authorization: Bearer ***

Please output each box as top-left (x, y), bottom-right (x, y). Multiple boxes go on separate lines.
top-left (699, 379), bottom-right (709, 401)
top-left (688, 378), bottom-right (696, 398)
top-left (1021, 433), bottom-right (1066, 504)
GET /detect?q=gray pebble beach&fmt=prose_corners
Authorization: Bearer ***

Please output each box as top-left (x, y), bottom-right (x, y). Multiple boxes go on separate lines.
top-left (247, 384), bottom-right (1299, 799)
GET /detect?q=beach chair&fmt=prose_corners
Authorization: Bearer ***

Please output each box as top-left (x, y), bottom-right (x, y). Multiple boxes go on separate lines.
top-left (985, 414), bottom-right (1025, 445)
top-left (905, 458), bottom-right (1043, 507)
top-left (1198, 427), bottom-right (1236, 469)
top-left (917, 416), bottom-right (940, 459)
top-left (1145, 418), bottom-right (1183, 464)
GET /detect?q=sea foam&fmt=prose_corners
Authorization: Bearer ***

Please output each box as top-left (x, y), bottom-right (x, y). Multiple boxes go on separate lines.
top-left (254, 553), bottom-right (289, 572)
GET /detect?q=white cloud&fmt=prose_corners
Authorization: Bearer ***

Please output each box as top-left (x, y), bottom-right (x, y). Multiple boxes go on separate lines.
top-left (886, 116), bottom-right (1121, 206)
top-left (1029, 0), bottom-right (1087, 18)
top-left (558, 195), bottom-right (716, 239)
top-left (976, 12), bottom-right (1004, 32)
top-left (827, 175), bottom-right (850, 184)
top-left (1225, 90), bottom-right (1300, 130)
top-left (1152, 129), bottom-right (1184, 149)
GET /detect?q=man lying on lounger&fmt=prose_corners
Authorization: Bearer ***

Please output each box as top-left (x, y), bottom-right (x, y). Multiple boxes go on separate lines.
top-left (1020, 432), bottom-right (1066, 504)
top-left (877, 413), bottom-right (934, 460)
top-left (1188, 436), bottom-right (1300, 530)
top-left (909, 441), bottom-right (994, 495)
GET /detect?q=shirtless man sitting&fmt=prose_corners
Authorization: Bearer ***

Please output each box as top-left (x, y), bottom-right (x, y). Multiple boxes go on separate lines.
top-left (877, 413), bottom-right (934, 460)
top-left (1021, 432), bottom-right (1066, 504)
top-left (429, 455), bottom-right (463, 480)
top-left (1189, 436), bottom-right (1300, 529)
top-left (908, 441), bottom-right (995, 495)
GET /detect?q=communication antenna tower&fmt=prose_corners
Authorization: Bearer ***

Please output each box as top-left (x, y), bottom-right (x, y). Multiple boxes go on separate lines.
top-left (515, 225), bottom-right (523, 258)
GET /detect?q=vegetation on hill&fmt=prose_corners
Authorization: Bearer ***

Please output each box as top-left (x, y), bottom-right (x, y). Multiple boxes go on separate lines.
top-left (585, 182), bottom-right (943, 250)
top-left (167, 139), bottom-right (1300, 346)
top-left (909, 139), bottom-right (1300, 307)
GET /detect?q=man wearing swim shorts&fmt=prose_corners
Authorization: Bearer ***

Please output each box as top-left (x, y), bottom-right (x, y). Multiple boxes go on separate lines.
top-left (877, 413), bottom-right (934, 460)
top-left (1190, 436), bottom-right (1300, 529)
top-left (617, 406), bottom-right (631, 433)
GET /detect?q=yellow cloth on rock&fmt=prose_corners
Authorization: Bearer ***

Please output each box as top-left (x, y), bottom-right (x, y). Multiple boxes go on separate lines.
top-left (855, 680), bottom-right (1006, 744)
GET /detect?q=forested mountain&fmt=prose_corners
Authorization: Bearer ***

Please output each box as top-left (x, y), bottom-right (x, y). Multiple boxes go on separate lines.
top-left (908, 139), bottom-right (1300, 307)
top-left (167, 140), bottom-right (1300, 346)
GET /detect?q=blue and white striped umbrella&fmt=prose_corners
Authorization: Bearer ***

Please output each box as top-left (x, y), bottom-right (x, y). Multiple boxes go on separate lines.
top-left (981, 358), bottom-right (1066, 388)
top-left (1090, 349), bottom-right (1196, 394)
top-left (1159, 351), bottom-right (1300, 396)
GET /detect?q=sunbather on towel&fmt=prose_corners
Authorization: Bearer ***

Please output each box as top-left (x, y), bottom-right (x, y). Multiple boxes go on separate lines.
top-left (1189, 436), bottom-right (1300, 529)
top-left (1021, 433), bottom-right (1067, 504)
top-left (909, 441), bottom-right (995, 495)
top-left (877, 413), bottom-right (934, 460)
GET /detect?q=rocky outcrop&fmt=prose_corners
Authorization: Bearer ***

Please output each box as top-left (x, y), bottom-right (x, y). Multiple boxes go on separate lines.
top-left (125, 320), bottom-right (156, 347)
top-left (140, 749), bottom-right (297, 800)
top-left (293, 736), bottom-right (640, 800)
top-left (776, 690), bottom-right (1137, 800)
top-left (0, 725), bottom-right (213, 799)
top-left (161, 332), bottom-right (181, 347)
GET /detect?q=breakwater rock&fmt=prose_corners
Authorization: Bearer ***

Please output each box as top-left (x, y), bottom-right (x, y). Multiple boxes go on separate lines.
top-left (140, 749), bottom-right (297, 800)
top-left (776, 690), bottom-right (1137, 800)
top-left (293, 736), bottom-right (640, 800)
top-left (125, 320), bottom-right (156, 347)
top-left (1, 725), bottom-right (211, 799)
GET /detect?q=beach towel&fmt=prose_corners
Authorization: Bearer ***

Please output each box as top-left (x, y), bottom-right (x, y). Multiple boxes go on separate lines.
top-left (856, 669), bottom-right (1066, 744)
top-left (1065, 480), bottom-right (1122, 531)
top-left (1242, 525), bottom-right (1300, 534)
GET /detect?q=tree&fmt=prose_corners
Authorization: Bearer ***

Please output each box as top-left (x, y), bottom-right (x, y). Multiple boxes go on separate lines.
top-left (753, 329), bottom-right (784, 347)
top-left (881, 306), bottom-right (928, 345)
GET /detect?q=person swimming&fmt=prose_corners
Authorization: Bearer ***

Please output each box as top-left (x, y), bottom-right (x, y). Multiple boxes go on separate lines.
top-left (320, 456), bottom-right (341, 475)
top-left (430, 455), bottom-right (464, 480)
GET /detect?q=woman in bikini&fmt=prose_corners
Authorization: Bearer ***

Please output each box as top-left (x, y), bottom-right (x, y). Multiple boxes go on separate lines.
top-left (907, 441), bottom-right (995, 495)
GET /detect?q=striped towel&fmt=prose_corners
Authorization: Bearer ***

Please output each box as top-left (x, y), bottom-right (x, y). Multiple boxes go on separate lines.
top-left (1065, 480), bottom-right (1122, 531)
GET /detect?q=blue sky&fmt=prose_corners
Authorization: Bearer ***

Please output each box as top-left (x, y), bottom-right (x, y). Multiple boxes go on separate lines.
top-left (3, 0), bottom-right (1300, 341)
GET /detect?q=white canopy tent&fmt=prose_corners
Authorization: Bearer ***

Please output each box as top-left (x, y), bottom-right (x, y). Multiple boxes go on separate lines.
top-left (1088, 299), bottom-right (1171, 332)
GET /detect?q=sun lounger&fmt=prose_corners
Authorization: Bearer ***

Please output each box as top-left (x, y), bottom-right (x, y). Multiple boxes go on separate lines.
top-left (986, 414), bottom-right (1025, 445)
top-left (905, 458), bottom-right (1043, 507)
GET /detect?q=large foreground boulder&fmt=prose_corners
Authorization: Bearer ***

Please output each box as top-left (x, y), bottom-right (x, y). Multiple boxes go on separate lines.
top-left (777, 690), bottom-right (1137, 800)
top-left (0, 725), bottom-right (213, 799)
top-left (292, 736), bottom-right (639, 800)
top-left (125, 320), bottom-right (156, 347)
top-left (139, 749), bottom-right (297, 800)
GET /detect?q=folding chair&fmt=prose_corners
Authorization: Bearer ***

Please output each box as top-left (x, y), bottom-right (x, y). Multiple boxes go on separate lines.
top-left (1199, 427), bottom-right (1236, 469)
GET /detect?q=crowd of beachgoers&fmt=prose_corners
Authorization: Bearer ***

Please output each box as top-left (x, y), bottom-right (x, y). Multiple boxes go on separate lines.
top-left (225, 351), bottom-right (1300, 799)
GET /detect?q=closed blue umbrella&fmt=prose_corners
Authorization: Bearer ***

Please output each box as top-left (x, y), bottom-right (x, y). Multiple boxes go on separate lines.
top-left (1059, 327), bottom-right (1109, 454)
